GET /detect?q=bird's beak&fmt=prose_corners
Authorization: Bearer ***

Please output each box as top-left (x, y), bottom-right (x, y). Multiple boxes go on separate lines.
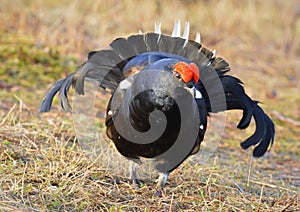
top-left (187, 85), bottom-right (202, 99)
top-left (186, 85), bottom-right (195, 96)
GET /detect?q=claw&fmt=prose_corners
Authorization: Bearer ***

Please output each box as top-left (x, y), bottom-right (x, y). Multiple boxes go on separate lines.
top-left (132, 178), bottom-right (144, 188)
top-left (154, 187), bottom-right (165, 197)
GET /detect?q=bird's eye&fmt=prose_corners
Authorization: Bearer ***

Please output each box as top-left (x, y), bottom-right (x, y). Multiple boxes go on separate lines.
top-left (174, 72), bottom-right (181, 79)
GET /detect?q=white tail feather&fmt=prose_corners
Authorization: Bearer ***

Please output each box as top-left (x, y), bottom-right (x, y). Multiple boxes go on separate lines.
top-left (195, 32), bottom-right (201, 43)
top-left (154, 22), bottom-right (161, 34)
top-left (182, 21), bottom-right (190, 41)
top-left (212, 49), bottom-right (216, 58)
top-left (172, 20), bottom-right (181, 37)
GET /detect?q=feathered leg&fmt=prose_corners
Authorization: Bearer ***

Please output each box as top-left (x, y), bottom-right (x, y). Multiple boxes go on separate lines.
top-left (155, 172), bottom-right (170, 197)
top-left (128, 160), bottom-right (143, 188)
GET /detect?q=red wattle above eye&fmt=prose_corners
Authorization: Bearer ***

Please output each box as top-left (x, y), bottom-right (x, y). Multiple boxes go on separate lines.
top-left (174, 62), bottom-right (200, 83)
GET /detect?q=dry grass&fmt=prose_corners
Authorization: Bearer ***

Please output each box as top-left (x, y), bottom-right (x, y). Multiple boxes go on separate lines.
top-left (0, 0), bottom-right (300, 211)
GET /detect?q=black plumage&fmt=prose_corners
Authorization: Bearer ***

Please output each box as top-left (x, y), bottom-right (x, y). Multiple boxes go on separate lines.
top-left (40, 22), bottom-right (275, 195)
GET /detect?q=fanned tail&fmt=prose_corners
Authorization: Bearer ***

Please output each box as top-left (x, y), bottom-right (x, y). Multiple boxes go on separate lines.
top-left (40, 21), bottom-right (227, 113)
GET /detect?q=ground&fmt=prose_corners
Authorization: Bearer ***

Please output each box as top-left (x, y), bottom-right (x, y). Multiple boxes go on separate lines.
top-left (0, 0), bottom-right (299, 211)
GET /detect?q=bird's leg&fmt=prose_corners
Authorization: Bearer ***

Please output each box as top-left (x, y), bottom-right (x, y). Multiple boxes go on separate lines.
top-left (128, 160), bottom-right (143, 188)
top-left (155, 172), bottom-right (170, 197)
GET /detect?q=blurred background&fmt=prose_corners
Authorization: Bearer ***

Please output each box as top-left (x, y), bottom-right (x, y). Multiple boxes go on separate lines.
top-left (0, 0), bottom-right (299, 210)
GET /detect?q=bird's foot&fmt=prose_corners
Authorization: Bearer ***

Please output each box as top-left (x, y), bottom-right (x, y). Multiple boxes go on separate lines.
top-left (154, 187), bottom-right (166, 197)
top-left (130, 178), bottom-right (144, 189)
top-left (113, 176), bottom-right (143, 189)
top-left (153, 172), bottom-right (169, 197)
top-left (113, 176), bottom-right (121, 184)
top-left (128, 160), bottom-right (143, 189)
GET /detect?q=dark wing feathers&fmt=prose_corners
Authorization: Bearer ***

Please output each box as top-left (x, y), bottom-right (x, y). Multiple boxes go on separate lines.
top-left (75, 49), bottom-right (124, 94)
top-left (40, 73), bottom-right (75, 112)
top-left (40, 31), bottom-right (275, 157)
top-left (87, 51), bottom-right (97, 59)
top-left (218, 76), bottom-right (275, 157)
top-left (40, 78), bottom-right (67, 112)
top-left (240, 104), bottom-right (275, 157)
top-left (252, 113), bottom-right (275, 157)
top-left (57, 73), bottom-right (74, 111)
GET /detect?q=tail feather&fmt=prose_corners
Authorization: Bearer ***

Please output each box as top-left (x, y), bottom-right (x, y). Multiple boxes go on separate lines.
top-left (145, 33), bottom-right (160, 51)
top-left (110, 38), bottom-right (137, 60)
top-left (40, 22), bottom-right (231, 113)
top-left (187, 39), bottom-right (202, 49)
top-left (159, 35), bottom-right (186, 55)
top-left (127, 34), bottom-right (147, 54)
top-left (211, 57), bottom-right (230, 75)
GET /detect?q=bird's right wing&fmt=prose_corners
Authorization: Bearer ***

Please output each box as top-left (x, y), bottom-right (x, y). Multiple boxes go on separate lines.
top-left (207, 75), bottom-right (275, 157)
